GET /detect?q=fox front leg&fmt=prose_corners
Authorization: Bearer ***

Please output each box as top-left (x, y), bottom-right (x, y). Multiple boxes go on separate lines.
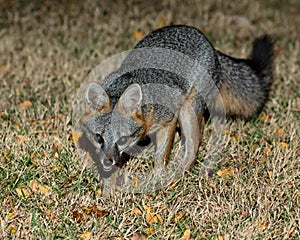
top-left (154, 117), bottom-right (178, 173)
top-left (178, 101), bottom-right (204, 173)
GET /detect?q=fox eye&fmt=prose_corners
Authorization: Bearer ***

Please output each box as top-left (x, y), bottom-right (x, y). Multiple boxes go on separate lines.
top-left (117, 136), bottom-right (130, 146)
top-left (95, 133), bottom-right (104, 144)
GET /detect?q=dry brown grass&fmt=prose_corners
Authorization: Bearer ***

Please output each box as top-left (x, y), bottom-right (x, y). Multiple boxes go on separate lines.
top-left (0, 0), bottom-right (299, 239)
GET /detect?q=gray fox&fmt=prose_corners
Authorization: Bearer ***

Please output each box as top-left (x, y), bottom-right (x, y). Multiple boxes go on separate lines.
top-left (78, 25), bottom-right (273, 193)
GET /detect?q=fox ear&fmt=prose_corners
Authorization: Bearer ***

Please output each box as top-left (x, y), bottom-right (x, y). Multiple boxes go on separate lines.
top-left (117, 83), bottom-right (142, 115)
top-left (86, 82), bottom-right (111, 112)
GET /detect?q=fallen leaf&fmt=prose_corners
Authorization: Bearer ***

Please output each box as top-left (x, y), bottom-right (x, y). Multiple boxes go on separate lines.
top-left (145, 227), bottom-right (155, 234)
top-left (259, 220), bottom-right (269, 231)
top-left (215, 205), bottom-right (222, 211)
top-left (133, 207), bottom-right (143, 216)
top-left (19, 100), bottom-right (32, 109)
top-left (17, 135), bottom-right (29, 144)
top-left (7, 212), bottom-right (15, 219)
top-left (174, 212), bottom-right (184, 223)
top-left (45, 209), bottom-right (52, 216)
top-left (259, 115), bottom-right (267, 121)
top-left (145, 212), bottom-right (163, 224)
top-left (224, 130), bottom-right (231, 135)
top-left (279, 142), bottom-right (287, 150)
top-left (217, 167), bottom-right (236, 178)
top-left (241, 210), bottom-right (249, 218)
top-left (7, 224), bottom-right (17, 233)
top-left (200, 232), bottom-right (207, 238)
top-left (73, 210), bottom-right (83, 223)
top-left (52, 166), bottom-right (60, 171)
top-left (217, 236), bottom-right (224, 240)
top-left (232, 134), bottom-right (239, 142)
top-left (29, 180), bottom-right (39, 192)
top-left (81, 205), bottom-right (93, 215)
top-left (143, 204), bottom-right (151, 212)
top-left (180, 228), bottom-right (191, 240)
top-left (80, 231), bottom-right (92, 240)
top-left (132, 177), bottom-right (138, 187)
top-left (134, 31), bottom-right (144, 41)
top-left (52, 69), bottom-right (58, 75)
top-left (38, 184), bottom-right (52, 195)
top-left (92, 205), bottom-right (109, 218)
top-left (16, 186), bottom-right (32, 198)
top-left (276, 128), bottom-right (284, 137)
top-left (259, 114), bottom-right (272, 122)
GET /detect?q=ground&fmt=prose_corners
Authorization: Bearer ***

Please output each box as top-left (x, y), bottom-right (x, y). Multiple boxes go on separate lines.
top-left (0, 0), bottom-right (299, 239)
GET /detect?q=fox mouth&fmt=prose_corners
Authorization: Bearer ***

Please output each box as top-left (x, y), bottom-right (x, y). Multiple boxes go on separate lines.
top-left (102, 159), bottom-right (114, 172)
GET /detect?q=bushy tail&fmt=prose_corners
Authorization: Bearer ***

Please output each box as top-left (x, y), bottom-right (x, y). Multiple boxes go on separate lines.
top-left (214, 35), bottom-right (274, 119)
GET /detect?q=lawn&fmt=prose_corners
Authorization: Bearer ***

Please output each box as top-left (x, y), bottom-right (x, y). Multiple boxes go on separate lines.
top-left (0, 0), bottom-right (299, 239)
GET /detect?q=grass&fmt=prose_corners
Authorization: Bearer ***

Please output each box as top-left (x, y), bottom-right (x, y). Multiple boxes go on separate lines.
top-left (0, 0), bottom-right (299, 239)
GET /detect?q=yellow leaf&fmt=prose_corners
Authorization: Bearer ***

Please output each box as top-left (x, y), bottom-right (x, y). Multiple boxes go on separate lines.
top-left (143, 204), bottom-right (151, 212)
top-left (134, 31), bottom-right (144, 41)
top-left (200, 232), bottom-right (207, 238)
top-left (52, 166), bottom-right (60, 171)
top-left (132, 177), bottom-right (138, 187)
top-left (217, 167), bottom-right (236, 178)
top-left (7, 224), bottom-right (17, 233)
top-left (19, 100), bottom-right (32, 109)
top-left (72, 131), bottom-right (82, 145)
top-left (265, 147), bottom-right (272, 156)
top-left (259, 220), bottom-right (269, 231)
top-left (16, 186), bottom-right (32, 198)
top-left (8, 212), bottom-right (15, 219)
top-left (276, 128), bottom-right (284, 137)
top-left (279, 142), bottom-right (287, 150)
top-left (180, 228), bottom-right (191, 240)
top-left (260, 115), bottom-right (267, 121)
top-left (145, 227), bottom-right (155, 234)
top-left (145, 212), bottom-right (163, 224)
top-left (174, 212), bottom-right (184, 223)
top-left (232, 134), bottom-right (239, 142)
top-left (38, 184), bottom-right (52, 195)
top-left (217, 235), bottom-right (224, 240)
top-left (133, 207), bottom-right (143, 216)
top-left (80, 231), bottom-right (92, 240)
top-left (45, 209), bottom-right (52, 216)
top-left (81, 205), bottom-right (93, 215)
top-left (224, 130), bottom-right (231, 135)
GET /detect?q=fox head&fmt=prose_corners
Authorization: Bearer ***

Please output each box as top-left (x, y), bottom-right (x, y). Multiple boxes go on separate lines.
top-left (80, 82), bottom-right (151, 177)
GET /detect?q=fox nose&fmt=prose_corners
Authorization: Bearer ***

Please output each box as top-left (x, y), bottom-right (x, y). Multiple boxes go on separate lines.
top-left (103, 159), bottom-right (114, 166)
top-left (102, 158), bottom-right (115, 172)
